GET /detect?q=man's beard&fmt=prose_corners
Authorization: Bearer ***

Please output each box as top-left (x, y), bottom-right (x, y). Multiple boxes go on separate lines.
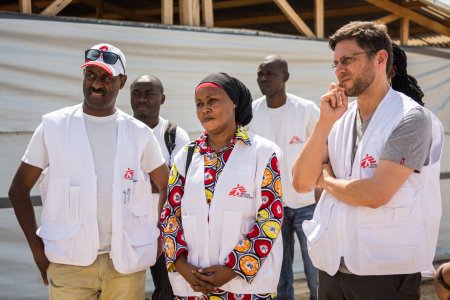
top-left (344, 67), bottom-right (375, 97)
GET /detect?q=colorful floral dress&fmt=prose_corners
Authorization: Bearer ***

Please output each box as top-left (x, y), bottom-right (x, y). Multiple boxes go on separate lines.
top-left (161, 126), bottom-right (283, 300)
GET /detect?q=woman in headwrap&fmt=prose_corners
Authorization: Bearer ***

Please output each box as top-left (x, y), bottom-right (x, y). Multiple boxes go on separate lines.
top-left (390, 43), bottom-right (425, 106)
top-left (161, 72), bottom-right (283, 299)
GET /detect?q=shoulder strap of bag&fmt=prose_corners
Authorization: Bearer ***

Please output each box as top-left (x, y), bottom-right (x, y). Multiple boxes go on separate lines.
top-left (164, 120), bottom-right (177, 156)
top-left (185, 142), bottom-right (195, 176)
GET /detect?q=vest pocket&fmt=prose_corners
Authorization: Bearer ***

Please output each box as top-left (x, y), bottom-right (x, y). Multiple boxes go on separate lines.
top-left (303, 219), bottom-right (334, 272)
top-left (120, 224), bottom-right (160, 273)
top-left (124, 224), bottom-right (159, 246)
top-left (357, 222), bottom-right (426, 273)
top-left (129, 201), bottom-right (151, 227)
top-left (37, 221), bottom-right (91, 264)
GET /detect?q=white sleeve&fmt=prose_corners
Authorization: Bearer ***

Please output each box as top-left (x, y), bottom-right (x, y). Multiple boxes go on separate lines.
top-left (141, 132), bottom-right (166, 174)
top-left (171, 126), bottom-right (191, 166)
top-left (22, 123), bottom-right (48, 169)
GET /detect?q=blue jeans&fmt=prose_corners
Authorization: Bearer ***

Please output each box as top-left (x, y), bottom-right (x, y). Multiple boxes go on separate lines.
top-left (276, 204), bottom-right (318, 300)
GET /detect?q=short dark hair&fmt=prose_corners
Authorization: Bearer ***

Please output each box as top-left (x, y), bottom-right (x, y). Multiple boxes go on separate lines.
top-left (130, 75), bottom-right (164, 93)
top-left (329, 21), bottom-right (393, 75)
top-left (261, 54), bottom-right (289, 74)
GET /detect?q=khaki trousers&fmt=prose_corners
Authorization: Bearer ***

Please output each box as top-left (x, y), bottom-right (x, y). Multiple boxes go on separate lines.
top-left (48, 253), bottom-right (146, 300)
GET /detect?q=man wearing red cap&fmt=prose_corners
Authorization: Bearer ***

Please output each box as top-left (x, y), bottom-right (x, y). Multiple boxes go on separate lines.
top-left (9, 43), bottom-right (169, 299)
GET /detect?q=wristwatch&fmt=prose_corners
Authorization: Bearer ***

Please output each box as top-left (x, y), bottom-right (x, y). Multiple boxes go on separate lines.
top-left (438, 266), bottom-right (450, 291)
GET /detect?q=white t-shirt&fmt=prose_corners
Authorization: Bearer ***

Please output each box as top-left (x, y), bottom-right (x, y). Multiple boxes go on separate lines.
top-left (152, 117), bottom-right (190, 167)
top-left (266, 106), bottom-right (285, 146)
top-left (23, 111), bottom-right (164, 252)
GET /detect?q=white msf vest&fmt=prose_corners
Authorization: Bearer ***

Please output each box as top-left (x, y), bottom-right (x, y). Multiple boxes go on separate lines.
top-left (303, 89), bottom-right (443, 276)
top-left (249, 94), bottom-right (317, 208)
top-left (36, 104), bottom-right (160, 274)
top-left (168, 132), bottom-right (283, 296)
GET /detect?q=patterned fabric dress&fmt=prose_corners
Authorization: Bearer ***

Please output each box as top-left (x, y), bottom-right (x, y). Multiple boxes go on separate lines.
top-left (161, 125), bottom-right (283, 300)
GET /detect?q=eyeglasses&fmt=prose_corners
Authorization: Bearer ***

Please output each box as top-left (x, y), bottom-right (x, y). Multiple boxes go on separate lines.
top-left (331, 51), bottom-right (375, 70)
top-left (85, 49), bottom-right (125, 72)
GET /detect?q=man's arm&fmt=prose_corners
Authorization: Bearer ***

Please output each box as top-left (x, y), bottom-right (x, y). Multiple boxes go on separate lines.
top-left (292, 82), bottom-right (348, 193)
top-left (435, 261), bottom-right (450, 300)
top-left (318, 160), bottom-right (413, 208)
top-left (149, 163), bottom-right (169, 258)
top-left (149, 163), bottom-right (169, 222)
top-left (292, 122), bottom-right (330, 193)
top-left (8, 162), bottom-right (49, 286)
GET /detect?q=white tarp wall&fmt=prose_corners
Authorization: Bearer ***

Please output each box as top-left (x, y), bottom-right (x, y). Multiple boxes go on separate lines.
top-left (0, 14), bottom-right (449, 259)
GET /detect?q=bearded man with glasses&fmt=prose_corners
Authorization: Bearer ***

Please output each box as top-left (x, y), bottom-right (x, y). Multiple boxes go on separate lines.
top-left (9, 43), bottom-right (169, 299)
top-left (292, 21), bottom-right (443, 299)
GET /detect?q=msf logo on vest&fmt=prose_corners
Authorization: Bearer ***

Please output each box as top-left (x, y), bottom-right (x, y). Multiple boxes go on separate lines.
top-left (289, 135), bottom-right (304, 144)
top-left (229, 184), bottom-right (253, 199)
top-left (360, 154), bottom-right (377, 169)
top-left (123, 168), bottom-right (137, 182)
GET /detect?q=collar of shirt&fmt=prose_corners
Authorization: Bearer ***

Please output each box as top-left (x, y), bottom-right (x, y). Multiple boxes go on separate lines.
top-left (195, 124), bottom-right (251, 155)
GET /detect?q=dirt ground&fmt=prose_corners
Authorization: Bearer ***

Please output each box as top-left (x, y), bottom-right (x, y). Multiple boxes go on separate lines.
top-left (293, 276), bottom-right (439, 300)
top-left (145, 277), bottom-right (440, 299)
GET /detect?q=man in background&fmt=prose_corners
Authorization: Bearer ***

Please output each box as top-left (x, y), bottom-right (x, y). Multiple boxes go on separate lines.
top-left (130, 74), bottom-right (190, 299)
top-left (248, 55), bottom-right (320, 300)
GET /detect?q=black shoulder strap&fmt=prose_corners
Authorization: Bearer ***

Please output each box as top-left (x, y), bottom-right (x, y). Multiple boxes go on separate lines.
top-left (185, 142), bottom-right (195, 176)
top-left (164, 121), bottom-right (177, 156)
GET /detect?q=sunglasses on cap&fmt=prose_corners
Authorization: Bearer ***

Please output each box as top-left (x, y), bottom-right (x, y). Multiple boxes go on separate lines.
top-left (85, 49), bottom-right (125, 72)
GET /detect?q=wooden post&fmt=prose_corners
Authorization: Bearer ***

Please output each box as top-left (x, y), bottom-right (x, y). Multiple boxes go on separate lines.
top-left (201, 0), bottom-right (214, 27)
top-left (96, 0), bottom-right (104, 19)
top-left (179, 0), bottom-right (193, 26)
top-left (400, 17), bottom-right (409, 45)
top-left (315, 0), bottom-right (324, 38)
top-left (179, 0), bottom-right (201, 26)
top-left (193, 0), bottom-right (200, 26)
top-left (162, 0), bottom-right (173, 25)
top-left (19, 0), bottom-right (32, 13)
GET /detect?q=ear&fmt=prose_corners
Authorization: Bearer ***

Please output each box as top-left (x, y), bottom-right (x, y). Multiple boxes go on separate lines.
top-left (284, 71), bottom-right (290, 82)
top-left (119, 74), bottom-right (128, 89)
top-left (161, 94), bottom-right (166, 105)
top-left (377, 50), bottom-right (388, 69)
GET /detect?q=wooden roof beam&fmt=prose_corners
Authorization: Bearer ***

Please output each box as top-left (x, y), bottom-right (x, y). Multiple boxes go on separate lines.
top-left (213, 0), bottom-right (273, 9)
top-left (40, 0), bottom-right (73, 16)
top-left (136, 0), bottom-right (273, 16)
top-left (374, 13), bottom-right (401, 24)
top-left (365, 0), bottom-right (450, 36)
top-left (77, 0), bottom-right (159, 23)
top-left (215, 5), bottom-right (385, 27)
top-left (1, 0), bottom-right (61, 12)
top-left (272, 0), bottom-right (315, 37)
